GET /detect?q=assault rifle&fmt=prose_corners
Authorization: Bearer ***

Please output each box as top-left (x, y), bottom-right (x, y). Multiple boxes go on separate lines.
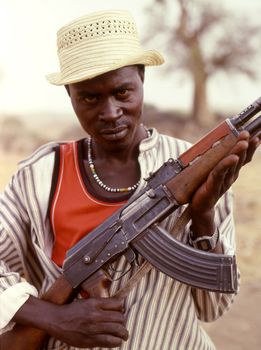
top-left (1, 97), bottom-right (261, 350)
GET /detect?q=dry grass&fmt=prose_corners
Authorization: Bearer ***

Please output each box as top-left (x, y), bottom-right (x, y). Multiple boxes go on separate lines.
top-left (232, 149), bottom-right (261, 282)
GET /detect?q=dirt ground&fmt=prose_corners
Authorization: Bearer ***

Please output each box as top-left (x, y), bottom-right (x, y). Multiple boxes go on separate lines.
top-left (204, 282), bottom-right (261, 349)
top-left (0, 149), bottom-right (260, 349)
top-left (204, 149), bottom-right (261, 350)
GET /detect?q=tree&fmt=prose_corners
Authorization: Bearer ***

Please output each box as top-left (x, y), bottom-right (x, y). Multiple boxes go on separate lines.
top-left (145, 0), bottom-right (261, 125)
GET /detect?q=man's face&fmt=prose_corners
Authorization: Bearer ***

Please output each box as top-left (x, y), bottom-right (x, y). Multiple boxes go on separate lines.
top-left (67, 66), bottom-right (144, 151)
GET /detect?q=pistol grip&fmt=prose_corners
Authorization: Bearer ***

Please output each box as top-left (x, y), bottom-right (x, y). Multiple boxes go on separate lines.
top-left (81, 270), bottom-right (111, 298)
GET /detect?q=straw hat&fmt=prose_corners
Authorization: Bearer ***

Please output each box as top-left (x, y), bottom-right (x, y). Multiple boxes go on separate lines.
top-left (46, 10), bottom-right (164, 85)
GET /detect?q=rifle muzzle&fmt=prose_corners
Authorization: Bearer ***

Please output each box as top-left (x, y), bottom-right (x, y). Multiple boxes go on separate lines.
top-left (230, 96), bottom-right (261, 129)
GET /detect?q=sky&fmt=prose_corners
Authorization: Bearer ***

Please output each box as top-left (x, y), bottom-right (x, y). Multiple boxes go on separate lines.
top-left (0, 0), bottom-right (260, 125)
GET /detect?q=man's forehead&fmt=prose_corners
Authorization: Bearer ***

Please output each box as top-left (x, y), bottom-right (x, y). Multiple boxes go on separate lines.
top-left (70, 66), bottom-right (141, 90)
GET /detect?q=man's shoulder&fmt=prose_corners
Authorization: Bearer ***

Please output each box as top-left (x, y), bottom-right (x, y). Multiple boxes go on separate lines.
top-left (141, 128), bottom-right (192, 165)
top-left (154, 129), bottom-right (192, 154)
top-left (17, 140), bottom-right (70, 170)
top-left (159, 132), bottom-right (191, 147)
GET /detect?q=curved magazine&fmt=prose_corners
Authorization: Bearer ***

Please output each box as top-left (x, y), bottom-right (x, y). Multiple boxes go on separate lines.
top-left (132, 224), bottom-right (238, 293)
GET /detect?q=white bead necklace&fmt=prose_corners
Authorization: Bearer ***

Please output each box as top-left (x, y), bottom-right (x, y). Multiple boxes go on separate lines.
top-left (87, 129), bottom-right (150, 193)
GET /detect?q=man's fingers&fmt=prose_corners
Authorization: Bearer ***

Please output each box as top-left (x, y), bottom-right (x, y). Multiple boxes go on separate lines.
top-left (88, 334), bottom-right (128, 348)
top-left (230, 139), bottom-right (249, 156)
top-left (88, 322), bottom-right (129, 340)
top-left (231, 135), bottom-right (259, 167)
top-left (98, 309), bottom-right (127, 324)
top-left (98, 297), bottom-right (125, 312)
top-left (244, 136), bottom-right (260, 164)
top-left (208, 154), bottom-right (239, 192)
top-left (211, 154), bottom-right (239, 179)
top-left (230, 131), bottom-right (260, 166)
top-left (237, 130), bottom-right (250, 141)
top-left (234, 145), bottom-right (247, 173)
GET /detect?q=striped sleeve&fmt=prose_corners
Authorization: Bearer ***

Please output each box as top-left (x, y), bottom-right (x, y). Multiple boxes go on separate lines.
top-left (0, 173), bottom-right (39, 330)
top-left (0, 225), bottom-right (24, 292)
top-left (0, 173), bottom-right (30, 285)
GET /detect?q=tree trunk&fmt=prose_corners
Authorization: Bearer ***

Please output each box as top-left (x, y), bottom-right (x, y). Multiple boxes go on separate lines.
top-left (188, 42), bottom-right (214, 127)
top-left (192, 75), bottom-right (212, 126)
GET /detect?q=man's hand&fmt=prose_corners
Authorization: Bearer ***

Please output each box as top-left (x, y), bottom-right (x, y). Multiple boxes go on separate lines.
top-left (13, 295), bottom-right (129, 348)
top-left (47, 297), bottom-right (129, 348)
top-left (190, 131), bottom-right (260, 245)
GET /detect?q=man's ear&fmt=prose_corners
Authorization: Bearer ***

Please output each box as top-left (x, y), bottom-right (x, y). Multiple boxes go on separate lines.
top-left (65, 85), bottom-right (70, 96)
top-left (137, 65), bottom-right (145, 83)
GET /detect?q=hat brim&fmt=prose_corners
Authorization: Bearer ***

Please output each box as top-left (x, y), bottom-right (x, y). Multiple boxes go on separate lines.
top-left (46, 50), bottom-right (164, 86)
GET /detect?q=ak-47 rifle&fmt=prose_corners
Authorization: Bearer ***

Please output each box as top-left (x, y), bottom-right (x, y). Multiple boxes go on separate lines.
top-left (1, 97), bottom-right (261, 350)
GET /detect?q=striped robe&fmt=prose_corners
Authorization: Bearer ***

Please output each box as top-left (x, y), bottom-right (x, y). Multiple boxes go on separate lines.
top-left (0, 128), bottom-right (238, 349)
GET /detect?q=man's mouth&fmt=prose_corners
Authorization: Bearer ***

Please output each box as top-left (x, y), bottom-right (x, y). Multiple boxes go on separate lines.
top-left (100, 126), bottom-right (128, 140)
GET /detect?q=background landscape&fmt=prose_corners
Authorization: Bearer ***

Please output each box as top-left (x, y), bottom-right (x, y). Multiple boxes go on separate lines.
top-left (0, 0), bottom-right (260, 348)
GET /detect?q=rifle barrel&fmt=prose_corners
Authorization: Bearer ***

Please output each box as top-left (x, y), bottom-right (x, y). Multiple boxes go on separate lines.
top-left (230, 96), bottom-right (261, 128)
top-left (245, 115), bottom-right (261, 136)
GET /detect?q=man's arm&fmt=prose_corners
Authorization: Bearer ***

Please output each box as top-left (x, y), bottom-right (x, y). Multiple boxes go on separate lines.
top-left (7, 295), bottom-right (128, 349)
top-left (190, 132), bottom-right (259, 252)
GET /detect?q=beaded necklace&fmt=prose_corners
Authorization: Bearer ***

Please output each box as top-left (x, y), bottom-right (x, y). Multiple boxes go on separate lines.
top-left (87, 129), bottom-right (150, 193)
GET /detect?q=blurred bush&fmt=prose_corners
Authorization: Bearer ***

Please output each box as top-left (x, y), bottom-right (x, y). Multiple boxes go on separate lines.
top-left (0, 115), bottom-right (45, 154)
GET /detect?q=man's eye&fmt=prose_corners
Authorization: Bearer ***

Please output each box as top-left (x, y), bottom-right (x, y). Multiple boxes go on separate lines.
top-left (79, 96), bottom-right (97, 104)
top-left (117, 89), bottom-right (129, 97)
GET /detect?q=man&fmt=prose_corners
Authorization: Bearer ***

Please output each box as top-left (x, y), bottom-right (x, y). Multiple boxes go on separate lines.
top-left (0, 9), bottom-right (259, 350)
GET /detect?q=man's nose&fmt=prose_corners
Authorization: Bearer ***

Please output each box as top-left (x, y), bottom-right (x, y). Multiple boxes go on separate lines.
top-left (99, 97), bottom-right (122, 121)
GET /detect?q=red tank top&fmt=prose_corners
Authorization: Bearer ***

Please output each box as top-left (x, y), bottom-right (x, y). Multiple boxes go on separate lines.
top-left (50, 142), bottom-right (126, 267)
